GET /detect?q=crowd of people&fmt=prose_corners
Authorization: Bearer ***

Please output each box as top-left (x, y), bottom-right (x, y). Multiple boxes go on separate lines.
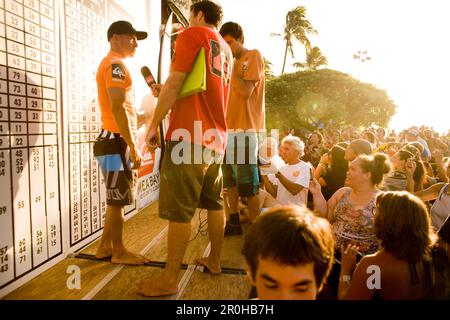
top-left (94, 0), bottom-right (450, 300)
top-left (242, 125), bottom-right (450, 300)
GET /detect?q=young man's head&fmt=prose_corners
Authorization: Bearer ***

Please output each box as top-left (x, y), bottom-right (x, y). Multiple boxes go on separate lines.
top-left (219, 22), bottom-right (245, 58)
top-left (189, 1), bottom-right (223, 28)
top-left (242, 205), bottom-right (334, 300)
top-left (107, 21), bottom-right (147, 58)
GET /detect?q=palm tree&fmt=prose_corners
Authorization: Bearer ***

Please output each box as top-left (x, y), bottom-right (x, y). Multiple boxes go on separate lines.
top-left (293, 46), bottom-right (328, 71)
top-left (281, 6), bottom-right (317, 74)
top-left (264, 57), bottom-right (275, 80)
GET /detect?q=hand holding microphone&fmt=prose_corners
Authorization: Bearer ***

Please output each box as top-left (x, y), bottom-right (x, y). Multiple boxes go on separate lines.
top-left (141, 66), bottom-right (162, 97)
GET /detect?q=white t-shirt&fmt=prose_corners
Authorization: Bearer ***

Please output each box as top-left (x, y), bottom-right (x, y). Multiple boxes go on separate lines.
top-left (269, 160), bottom-right (311, 206)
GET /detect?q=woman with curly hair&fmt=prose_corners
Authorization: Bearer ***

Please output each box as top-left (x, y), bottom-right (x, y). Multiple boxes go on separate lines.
top-left (338, 191), bottom-right (437, 300)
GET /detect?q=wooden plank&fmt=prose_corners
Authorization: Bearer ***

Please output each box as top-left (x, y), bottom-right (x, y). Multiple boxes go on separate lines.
top-left (144, 210), bottom-right (249, 270)
top-left (180, 270), bottom-right (252, 300)
top-left (80, 202), bottom-right (167, 256)
top-left (92, 266), bottom-right (187, 300)
top-left (144, 209), bottom-right (210, 264)
top-left (220, 232), bottom-right (247, 270)
top-left (3, 258), bottom-right (118, 300)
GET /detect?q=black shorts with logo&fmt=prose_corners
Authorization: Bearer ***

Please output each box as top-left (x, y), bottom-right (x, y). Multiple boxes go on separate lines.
top-left (93, 129), bottom-right (137, 206)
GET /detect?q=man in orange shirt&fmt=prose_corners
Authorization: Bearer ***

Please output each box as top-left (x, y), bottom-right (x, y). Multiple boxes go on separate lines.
top-left (93, 21), bottom-right (147, 265)
top-left (219, 22), bottom-right (265, 235)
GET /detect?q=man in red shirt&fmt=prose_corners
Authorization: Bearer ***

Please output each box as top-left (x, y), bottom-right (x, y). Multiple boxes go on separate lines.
top-left (136, 1), bottom-right (233, 297)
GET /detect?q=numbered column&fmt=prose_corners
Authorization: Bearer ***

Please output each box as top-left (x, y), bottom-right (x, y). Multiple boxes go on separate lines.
top-left (92, 8), bottom-right (107, 228)
top-left (65, 0), bottom-right (107, 244)
top-left (44, 141), bottom-right (60, 258)
top-left (23, 0), bottom-right (48, 268)
top-left (80, 133), bottom-right (91, 238)
top-left (0, 1), bottom-right (15, 287)
top-left (5, 0), bottom-right (33, 277)
top-left (90, 132), bottom-right (100, 232)
top-left (77, 0), bottom-right (90, 239)
top-left (0, 134), bottom-right (14, 286)
top-left (38, 0), bottom-right (61, 258)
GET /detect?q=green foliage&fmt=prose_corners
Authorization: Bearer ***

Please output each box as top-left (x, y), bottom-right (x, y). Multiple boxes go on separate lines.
top-left (293, 46), bottom-right (328, 71)
top-left (264, 57), bottom-right (275, 80)
top-left (265, 69), bottom-right (397, 131)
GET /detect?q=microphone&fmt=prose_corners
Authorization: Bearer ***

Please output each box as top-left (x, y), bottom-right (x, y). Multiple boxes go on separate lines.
top-left (141, 66), bottom-right (156, 87)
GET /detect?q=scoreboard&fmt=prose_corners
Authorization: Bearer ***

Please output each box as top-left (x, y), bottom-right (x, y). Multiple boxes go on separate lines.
top-left (0, 0), bottom-right (61, 288)
top-left (62, 0), bottom-right (108, 246)
top-left (0, 0), bottom-right (161, 295)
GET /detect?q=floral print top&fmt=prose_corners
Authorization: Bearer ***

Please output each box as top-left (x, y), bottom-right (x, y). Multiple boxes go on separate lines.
top-left (333, 190), bottom-right (379, 255)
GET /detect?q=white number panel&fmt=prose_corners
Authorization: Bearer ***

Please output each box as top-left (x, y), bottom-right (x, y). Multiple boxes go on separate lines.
top-left (63, 0), bottom-right (108, 246)
top-left (0, 0), bottom-right (62, 288)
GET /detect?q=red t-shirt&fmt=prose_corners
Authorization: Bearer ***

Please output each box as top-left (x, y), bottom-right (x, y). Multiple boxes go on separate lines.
top-left (166, 26), bottom-right (233, 153)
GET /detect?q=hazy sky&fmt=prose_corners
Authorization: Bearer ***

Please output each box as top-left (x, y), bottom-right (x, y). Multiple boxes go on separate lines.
top-left (219, 0), bottom-right (450, 133)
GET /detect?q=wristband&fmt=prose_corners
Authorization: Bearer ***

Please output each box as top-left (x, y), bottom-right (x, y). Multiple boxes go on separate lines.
top-left (340, 275), bottom-right (352, 284)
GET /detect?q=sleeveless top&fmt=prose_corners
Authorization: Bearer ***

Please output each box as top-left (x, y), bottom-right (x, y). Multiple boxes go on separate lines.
top-left (430, 184), bottom-right (450, 230)
top-left (332, 190), bottom-right (379, 255)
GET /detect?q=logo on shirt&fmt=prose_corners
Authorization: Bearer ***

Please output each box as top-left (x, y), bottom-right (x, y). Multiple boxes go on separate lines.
top-left (242, 61), bottom-right (249, 72)
top-left (210, 40), bottom-right (231, 85)
top-left (293, 171), bottom-right (300, 177)
top-left (111, 64), bottom-right (126, 81)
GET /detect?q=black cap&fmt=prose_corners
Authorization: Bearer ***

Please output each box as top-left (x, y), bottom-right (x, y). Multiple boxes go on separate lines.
top-left (107, 20), bottom-right (148, 41)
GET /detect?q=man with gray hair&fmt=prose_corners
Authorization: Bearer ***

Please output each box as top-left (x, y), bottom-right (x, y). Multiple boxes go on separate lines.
top-left (262, 136), bottom-right (312, 206)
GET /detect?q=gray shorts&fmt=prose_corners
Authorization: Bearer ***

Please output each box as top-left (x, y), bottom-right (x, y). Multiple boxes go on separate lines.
top-left (159, 141), bottom-right (224, 223)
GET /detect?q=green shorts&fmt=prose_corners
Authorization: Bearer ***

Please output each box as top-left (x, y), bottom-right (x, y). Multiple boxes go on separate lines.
top-left (159, 141), bottom-right (224, 223)
top-left (222, 164), bottom-right (259, 197)
top-left (223, 132), bottom-right (259, 197)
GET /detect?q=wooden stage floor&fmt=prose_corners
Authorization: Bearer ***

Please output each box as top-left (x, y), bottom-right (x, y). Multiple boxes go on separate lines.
top-left (3, 202), bottom-right (252, 300)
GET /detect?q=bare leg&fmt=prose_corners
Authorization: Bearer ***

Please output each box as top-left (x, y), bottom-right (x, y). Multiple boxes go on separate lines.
top-left (240, 189), bottom-right (279, 221)
top-left (196, 209), bottom-right (225, 274)
top-left (97, 205), bottom-right (147, 265)
top-left (260, 188), bottom-right (279, 208)
top-left (95, 205), bottom-right (113, 258)
top-left (226, 186), bottom-right (240, 214)
top-left (246, 194), bottom-right (260, 222)
top-left (223, 190), bottom-right (231, 220)
top-left (136, 221), bottom-right (191, 297)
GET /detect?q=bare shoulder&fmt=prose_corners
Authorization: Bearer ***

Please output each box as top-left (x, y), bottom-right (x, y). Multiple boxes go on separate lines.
top-left (249, 49), bottom-right (263, 62)
top-left (416, 182), bottom-right (446, 199)
top-left (250, 49), bottom-right (262, 57)
top-left (332, 187), bottom-right (352, 199)
top-left (358, 252), bottom-right (381, 267)
top-left (430, 182), bottom-right (447, 193)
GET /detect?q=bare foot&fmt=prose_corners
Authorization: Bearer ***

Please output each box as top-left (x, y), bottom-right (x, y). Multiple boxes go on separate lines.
top-left (95, 247), bottom-right (112, 259)
top-left (136, 277), bottom-right (178, 297)
top-left (196, 257), bottom-right (221, 275)
top-left (111, 249), bottom-right (148, 265)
